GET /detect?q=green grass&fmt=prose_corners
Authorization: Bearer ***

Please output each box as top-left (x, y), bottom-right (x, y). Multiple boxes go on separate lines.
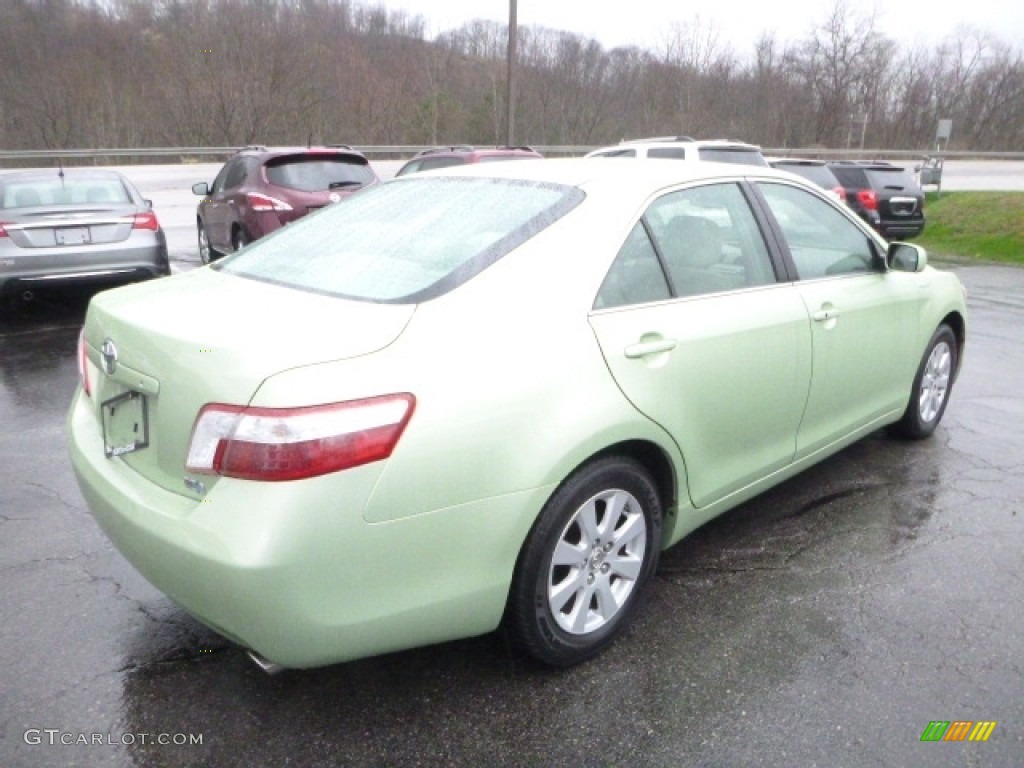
top-left (914, 191), bottom-right (1024, 265)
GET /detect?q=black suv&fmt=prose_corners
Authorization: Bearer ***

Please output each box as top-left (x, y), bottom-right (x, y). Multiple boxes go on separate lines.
top-left (395, 145), bottom-right (543, 176)
top-left (192, 145), bottom-right (378, 263)
top-left (826, 161), bottom-right (926, 239)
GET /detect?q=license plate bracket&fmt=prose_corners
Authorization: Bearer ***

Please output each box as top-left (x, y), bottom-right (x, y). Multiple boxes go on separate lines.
top-left (101, 391), bottom-right (149, 458)
top-left (56, 226), bottom-right (90, 245)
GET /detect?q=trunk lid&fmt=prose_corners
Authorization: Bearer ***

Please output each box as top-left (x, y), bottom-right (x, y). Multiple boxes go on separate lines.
top-left (81, 268), bottom-right (415, 498)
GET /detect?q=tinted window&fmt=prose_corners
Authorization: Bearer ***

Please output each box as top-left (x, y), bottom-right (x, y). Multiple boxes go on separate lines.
top-left (217, 177), bottom-right (583, 303)
top-left (773, 163), bottom-right (839, 189)
top-left (758, 182), bottom-right (879, 279)
top-left (265, 156), bottom-right (375, 191)
top-left (696, 148), bottom-right (768, 166)
top-left (864, 168), bottom-right (920, 192)
top-left (221, 158), bottom-right (251, 190)
top-left (590, 149), bottom-right (637, 158)
top-left (648, 147), bottom-right (687, 159)
top-left (829, 166), bottom-right (868, 189)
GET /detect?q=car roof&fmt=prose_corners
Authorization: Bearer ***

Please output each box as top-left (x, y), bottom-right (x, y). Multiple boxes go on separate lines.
top-left (397, 156), bottom-right (801, 193)
top-left (235, 145), bottom-right (368, 159)
top-left (767, 157), bottom-right (828, 167)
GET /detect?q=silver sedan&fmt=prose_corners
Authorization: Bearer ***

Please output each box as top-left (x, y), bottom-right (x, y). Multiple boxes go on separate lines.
top-left (0, 169), bottom-right (169, 302)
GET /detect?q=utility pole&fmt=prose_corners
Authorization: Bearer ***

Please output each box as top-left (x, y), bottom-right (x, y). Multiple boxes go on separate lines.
top-left (506, 0), bottom-right (517, 147)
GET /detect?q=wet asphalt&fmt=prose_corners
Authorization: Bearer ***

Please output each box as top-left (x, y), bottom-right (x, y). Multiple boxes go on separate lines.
top-left (0, 261), bottom-right (1021, 768)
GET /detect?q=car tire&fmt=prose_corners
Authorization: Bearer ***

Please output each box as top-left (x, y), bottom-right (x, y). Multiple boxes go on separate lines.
top-left (197, 221), bottom-right (221, 264)
top-left (506, 456), bottom-right (662, 667)
top-left (232, 227), bottom-right (249, 252)
top-left (892, 324), bottom-right (957, 439)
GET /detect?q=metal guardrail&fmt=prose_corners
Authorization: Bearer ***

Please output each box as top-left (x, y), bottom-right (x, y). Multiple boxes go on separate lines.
top-left (1, 146), bottom-right (1023, 163)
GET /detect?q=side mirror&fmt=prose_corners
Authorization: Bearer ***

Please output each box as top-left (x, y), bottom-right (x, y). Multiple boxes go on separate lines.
top-left (887, 242), bottom-right (927, 273)
top-left (191, 182), bottom-right (210, 196)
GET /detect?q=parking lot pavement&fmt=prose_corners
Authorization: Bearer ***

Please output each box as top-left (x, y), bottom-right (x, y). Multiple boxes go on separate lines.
top-left (1, 261), bottom-right (1021, 767)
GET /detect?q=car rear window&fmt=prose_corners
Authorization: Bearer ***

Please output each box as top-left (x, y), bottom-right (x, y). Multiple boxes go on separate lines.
top-left (264, 155), bottom-right (375, 192)
top-left (696, 148), bottom-right (768, 166)
top-left (829, 166), bottom-right (868, 188)
top-left (0, 177), bottom-right (130, 208)
top-left (216, 177), bottom-right (584, 303)
top-left (864, 168), bottom-right (919, 191)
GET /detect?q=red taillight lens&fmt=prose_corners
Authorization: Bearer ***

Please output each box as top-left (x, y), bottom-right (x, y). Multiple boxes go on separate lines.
top-left (856, 189), bottom-right (878, 210)
top-left (246, 193), bottom-right (293, 212)
top-left (132, 212), bottom-right (160, 231)
top-left (185, 394), bottom-right (415, 481)
top-left (77, 328), bottom-right (92, 397)
top-left (0, 223), bottom-right (10, 238)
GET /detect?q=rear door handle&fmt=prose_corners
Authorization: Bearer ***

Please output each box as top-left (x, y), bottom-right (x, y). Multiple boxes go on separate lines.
top-left (812, 308), bottom-right (838, 322)
top-left (624, 338), bottom-right (678, 359)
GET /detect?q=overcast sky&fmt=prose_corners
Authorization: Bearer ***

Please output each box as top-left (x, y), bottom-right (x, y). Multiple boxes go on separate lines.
top-left (378, 0), bottom-right (1024, 55)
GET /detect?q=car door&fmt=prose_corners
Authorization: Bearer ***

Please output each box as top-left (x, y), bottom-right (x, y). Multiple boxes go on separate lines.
top-left (589, 181), bottom-right (813, 509)
top-left (753, 181), bottom-right (923, 458)
top-left (206, 157), bottom-right (253, 250)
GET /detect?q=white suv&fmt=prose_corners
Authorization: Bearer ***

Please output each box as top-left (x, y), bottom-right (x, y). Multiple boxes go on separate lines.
top-left (585, 136), bottom-right (768, 166)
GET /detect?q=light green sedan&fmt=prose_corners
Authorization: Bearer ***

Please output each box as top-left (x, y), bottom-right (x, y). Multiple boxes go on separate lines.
top-left (68, 159), bottom-right (966, 671)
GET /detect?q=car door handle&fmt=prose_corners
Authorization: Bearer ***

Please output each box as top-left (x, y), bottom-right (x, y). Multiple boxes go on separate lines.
top-left (624, 338), bottom-right (678, 359)
top-left (812, 308), bottom-right (838, 322)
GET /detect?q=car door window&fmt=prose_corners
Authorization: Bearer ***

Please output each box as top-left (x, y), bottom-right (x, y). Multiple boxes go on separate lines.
top-left (210, 162), bottom-right (234, 194)
top-left (645, 183), bottom-right (777, 297)
top-left (222, 158), bottom-right (251, 191)
top-left (594, 222), bottom-right (671, 309)
top-left (758, 182), bottom-right (879, 279)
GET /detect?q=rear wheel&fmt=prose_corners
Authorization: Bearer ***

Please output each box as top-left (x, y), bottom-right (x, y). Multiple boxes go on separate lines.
top-left (892, 324), bottom-right (957, 439)
top-left (506, 456), bottom-right (662, 667)
top-left (197, 221), bottom-right (221, 264)
top-left (232, 227), bottom-right (249, 252)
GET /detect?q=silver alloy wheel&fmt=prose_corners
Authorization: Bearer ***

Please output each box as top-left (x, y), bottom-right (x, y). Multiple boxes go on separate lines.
top-left (547, 488), bottom-right (647, 635)
top-left (919, 339), bottom-right (952, 423)
top-left (198, 225), bottom-right (212, 264)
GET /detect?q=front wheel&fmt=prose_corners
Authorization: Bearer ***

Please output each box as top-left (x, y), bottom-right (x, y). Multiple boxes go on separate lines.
top-left (892, 324), bottom-right (958, 439)
top-left (197, 221), bottom-right (221, 264)
top-left (506, 456), bottom-right (662, 667)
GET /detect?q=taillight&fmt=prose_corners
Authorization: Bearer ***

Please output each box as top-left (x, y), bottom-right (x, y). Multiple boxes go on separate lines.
top-left (77, 328), bottom-right (92, 397)
top-left (185, 394), bottom-right (415, 481)
top-left (132, 212), bottom-right (160, 231)
top-left (246, 193), bottom-right (293, 212)
top-left (856, 189), bottom-right (878, 210)
top-left (0, 223), bottom-right (10, 238)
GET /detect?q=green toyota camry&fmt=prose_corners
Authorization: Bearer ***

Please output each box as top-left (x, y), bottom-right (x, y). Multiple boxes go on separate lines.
top-left (68, 159), bottom-right (966, 671)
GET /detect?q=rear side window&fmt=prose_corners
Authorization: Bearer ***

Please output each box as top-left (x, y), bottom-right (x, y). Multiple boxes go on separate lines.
top-left (697, 148), bottom-right (768, 166)
top-left (265, 156), bottom-right (375, 191)
top-left (590, 149), bottom-right (637, 158)
top-left (829, 166), bottom-right (868, 189)
top-left (648, 147), bottom-right (687, 159)
top-left (217, 177), bottom-right (583, 303)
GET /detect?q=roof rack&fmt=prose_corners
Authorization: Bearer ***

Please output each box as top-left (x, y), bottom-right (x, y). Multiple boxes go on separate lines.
top-left (622, 135), bottom-right (696, 144)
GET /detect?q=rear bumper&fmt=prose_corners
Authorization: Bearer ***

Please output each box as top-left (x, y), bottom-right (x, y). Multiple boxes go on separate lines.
top-left (0, 239), bottom-right (169, 295)
top-left (67, 388), bottom-right (539, 668)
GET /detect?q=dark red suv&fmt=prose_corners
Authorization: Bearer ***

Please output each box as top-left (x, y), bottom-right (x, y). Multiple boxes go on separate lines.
top-left (394, 145), bottom-right (543, 176)
top-left (192, 145), bottom-right (379, 263)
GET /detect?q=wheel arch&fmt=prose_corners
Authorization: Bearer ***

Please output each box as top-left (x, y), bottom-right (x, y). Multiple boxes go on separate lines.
top-left (940, 310), bottom-right (966, 381)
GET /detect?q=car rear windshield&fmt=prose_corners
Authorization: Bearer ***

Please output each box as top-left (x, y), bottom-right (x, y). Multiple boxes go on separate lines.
top-left (775, 163), bottom-right (839, 188)
top-left (215, 176), bottom-right (584, 303)
top-left (264, 155), bottom-right (375, 192)
top-left (864, 168), bottom-right (919, 192)
top-left (697, 148), bottom-right (768, 166)
top-left (0, 177), bottom-right (130, 208)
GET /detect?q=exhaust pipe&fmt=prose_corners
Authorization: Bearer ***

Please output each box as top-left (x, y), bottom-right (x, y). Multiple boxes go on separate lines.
top-left (246, 649), bottom-right (286, 675)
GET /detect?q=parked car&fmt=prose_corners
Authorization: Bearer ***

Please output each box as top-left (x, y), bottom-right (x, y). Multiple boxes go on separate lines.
top-left (394, 145), bottom-right (543, 176)
top-left (826, 161), bottom-right (926, 239)
top-left (191, 145), bottom-right (378, 263)
top-left (585, 136), bottom-right (768, 166)
top-left (0, 169), bottom-right (169, 303)
top-left (768, 158), bottom-right (846, 204)
top-left (69, 159), bottom-right (965, 672)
